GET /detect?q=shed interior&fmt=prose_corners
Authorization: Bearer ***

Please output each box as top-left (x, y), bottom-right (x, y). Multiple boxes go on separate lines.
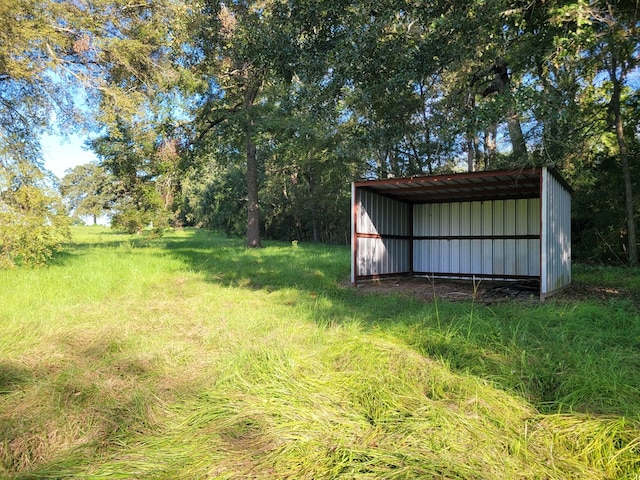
top-left (351, 167), bottom-right (571, 299)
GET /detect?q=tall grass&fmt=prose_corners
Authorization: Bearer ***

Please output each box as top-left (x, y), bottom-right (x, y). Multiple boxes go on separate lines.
top-left (0, 227), bottom-right (638, 479)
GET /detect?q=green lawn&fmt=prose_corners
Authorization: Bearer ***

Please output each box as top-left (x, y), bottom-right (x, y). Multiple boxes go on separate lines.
top-left (1, 227), bottom-right (639, 479)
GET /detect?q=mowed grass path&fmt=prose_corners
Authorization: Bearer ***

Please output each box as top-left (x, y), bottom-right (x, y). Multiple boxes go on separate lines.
top-left (1, 227), bottom-right (639, 479)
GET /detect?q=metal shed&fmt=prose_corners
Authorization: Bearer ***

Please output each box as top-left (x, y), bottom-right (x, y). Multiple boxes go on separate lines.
top-left (351, 166), bottom-right (572, 300)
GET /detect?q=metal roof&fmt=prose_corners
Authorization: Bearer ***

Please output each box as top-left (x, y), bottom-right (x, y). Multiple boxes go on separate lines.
top-left (353, 167), bottom-right (569, 204)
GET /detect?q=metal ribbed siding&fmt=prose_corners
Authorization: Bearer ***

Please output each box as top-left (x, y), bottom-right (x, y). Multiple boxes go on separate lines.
top-left (354, 189), bottom-right (410, 278)
top-left (413, 199), bottom-right (540, 277)
top-left (541, 167), bottom-right (571, 297)
top-left (352, 167), bottom-right (572, 298)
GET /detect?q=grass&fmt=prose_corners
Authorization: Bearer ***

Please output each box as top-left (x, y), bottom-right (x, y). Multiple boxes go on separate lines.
top-left (0, 226), bottom-right (639, 479)
top-left (573, 263), bottom-right (640, 292)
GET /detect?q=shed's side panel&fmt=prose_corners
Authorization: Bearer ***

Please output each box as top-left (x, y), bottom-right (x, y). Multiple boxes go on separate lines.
top-left (413, 199), bottom-right (540, 278)
top-left (351, 183), bottom-right (356, 283)
top-left (357, 189), bottom-right (409, 236)
top-left (353, 189), bottom-right (410, 279)
top-left (357, 238), bottom-right (410, 276)
top-left (541, 168), bottom-right (571, 297)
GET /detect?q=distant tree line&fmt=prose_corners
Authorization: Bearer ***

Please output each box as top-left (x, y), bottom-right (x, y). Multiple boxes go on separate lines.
top-left (1, 0), bottom-right (638, 265)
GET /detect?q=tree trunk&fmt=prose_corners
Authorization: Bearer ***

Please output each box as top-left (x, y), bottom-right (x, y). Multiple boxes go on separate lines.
top-left (506, 109), bottom-right (527, 162)
top-left (306, 172), bottom-right (320, 243)
top-left (484, 124), bottom-right (497, 169)
top-left (466, 91), bottom-right (476, 172)
top-left (374, 150), bottom-right (388, 178)
top-left (388, 149), bottom-right (400, 177)
top-left (611, 69), bottom-right (638, 266)
top-left (245, 82), bottom-right (262, 249)
top-left (481, 59), bottom-right (527, 163)
top-left (466, 132), bottom-right (476, 172)
top-left (246, 133), bottom-right (261, 248)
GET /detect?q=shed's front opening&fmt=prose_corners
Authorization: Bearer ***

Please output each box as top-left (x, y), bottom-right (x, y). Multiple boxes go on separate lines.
top-left (351, 167), bottom-right (571, 300)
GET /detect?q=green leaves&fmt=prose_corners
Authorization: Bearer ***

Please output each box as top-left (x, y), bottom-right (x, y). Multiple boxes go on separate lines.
top-left (60, 162), bottom-right (115, 224)
top-left (0, 0), bottom-right (637, 260)
top-left (0, 162), bottom-right (70, 268)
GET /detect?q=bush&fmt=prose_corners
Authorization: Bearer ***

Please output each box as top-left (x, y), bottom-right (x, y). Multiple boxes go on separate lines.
top-left (0, 165), bottom-right (70, 268)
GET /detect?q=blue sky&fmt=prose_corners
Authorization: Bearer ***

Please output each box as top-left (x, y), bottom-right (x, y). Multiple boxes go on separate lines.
top-left (41, 133), bottom-right (98, 179)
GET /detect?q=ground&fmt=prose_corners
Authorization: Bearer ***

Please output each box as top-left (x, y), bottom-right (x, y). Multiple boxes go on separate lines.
top-left (350, 276), bottom-right (638, 306)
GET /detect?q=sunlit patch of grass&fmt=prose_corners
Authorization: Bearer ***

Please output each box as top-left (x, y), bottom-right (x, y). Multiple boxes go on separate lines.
top-left (0, 227), bottom-right (639, 478)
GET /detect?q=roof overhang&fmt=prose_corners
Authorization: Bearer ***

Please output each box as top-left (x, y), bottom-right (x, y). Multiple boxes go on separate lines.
top-left (353, 167), bottom-right (571, 204)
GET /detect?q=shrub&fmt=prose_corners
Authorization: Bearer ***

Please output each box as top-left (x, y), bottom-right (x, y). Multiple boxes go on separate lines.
top-left (0, 164), bottom-right (70, 267)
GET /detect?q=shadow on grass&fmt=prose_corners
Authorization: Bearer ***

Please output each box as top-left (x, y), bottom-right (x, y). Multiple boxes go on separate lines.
top-left (4, 228), bottom-right (640, 478)
top-left (0, 362), bottom-right (33, 395)
top-left (43, 228), bottom-right (640, 420)
top-left (0, 332), bottom-right (168, 479)
top-left (163, 230), bottom-right (640, 419)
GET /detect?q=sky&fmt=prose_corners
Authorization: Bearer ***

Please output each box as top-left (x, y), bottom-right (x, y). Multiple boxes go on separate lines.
top-left (41, 133), bottom-right (98, 179)
top-left (41, 132), bottom-right (111, 225)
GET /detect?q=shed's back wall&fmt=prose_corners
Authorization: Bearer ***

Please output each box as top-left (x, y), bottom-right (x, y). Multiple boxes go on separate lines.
top-left (413, 199), bottom-right (540, 277)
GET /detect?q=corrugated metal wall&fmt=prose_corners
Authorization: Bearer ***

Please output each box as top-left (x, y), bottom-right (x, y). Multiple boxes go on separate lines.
top-left (353, 189), bottom-right (411, 278)
top-left (541, 167), bottom-right (571, 296)
top-left (413, 199), bottom-right (540, 277)
top-left (352, 168), bottom-right (571, 298)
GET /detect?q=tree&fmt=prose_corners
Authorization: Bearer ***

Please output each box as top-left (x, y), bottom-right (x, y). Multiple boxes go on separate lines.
top-left (187, 0), bottom-right (304, 247)
top-left (0, 0), bottom-right (184, 263)
top-left (90, 121), bottom-right (175, 234)
top-left (1, 0), bottom-right (183, 151)
top-left (60, 162), bottom-right (115, 225)
top-left (0, 157), bottom-right (69, 267)
top-left (599, 2), bottom-right (639, 267)
top-left (260, 80), bottom-right (362, 243)
top-left (548, 0), bottom-right (639, 266)
top-left (2, 0), bottom-right (636, 265)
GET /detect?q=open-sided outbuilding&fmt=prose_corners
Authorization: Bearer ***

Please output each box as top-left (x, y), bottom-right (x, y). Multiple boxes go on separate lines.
top-left (351, 166), bottom-right (571, 300)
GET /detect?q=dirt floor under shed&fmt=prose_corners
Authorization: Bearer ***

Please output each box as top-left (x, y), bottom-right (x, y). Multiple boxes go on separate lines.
top-left (350, 276), bottom-right (636, 306)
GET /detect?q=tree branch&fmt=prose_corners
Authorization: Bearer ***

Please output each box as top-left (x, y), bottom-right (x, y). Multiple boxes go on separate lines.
top-left (193, 101), bottom-right (243, 145)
